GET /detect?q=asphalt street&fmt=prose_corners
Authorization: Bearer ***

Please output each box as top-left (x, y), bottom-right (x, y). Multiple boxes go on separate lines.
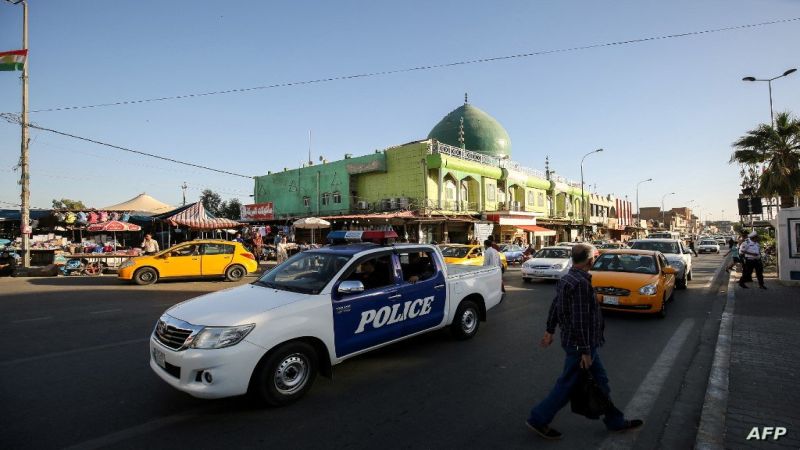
top-left (0, 252), bottom-right (730, 449)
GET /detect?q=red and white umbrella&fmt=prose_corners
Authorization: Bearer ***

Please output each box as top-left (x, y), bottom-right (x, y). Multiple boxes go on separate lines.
top-left (86, 220), bottom-right (142, 232)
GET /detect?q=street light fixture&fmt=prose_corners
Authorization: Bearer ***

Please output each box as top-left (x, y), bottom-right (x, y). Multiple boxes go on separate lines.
top-left (742, 68), bottom-right (797, 126)
top-left (661, 192), bottom-right (675, 230)
top-left (635, 178), bottom-right (653, 235)
top-left (580, 148), bottom-right (603, 241)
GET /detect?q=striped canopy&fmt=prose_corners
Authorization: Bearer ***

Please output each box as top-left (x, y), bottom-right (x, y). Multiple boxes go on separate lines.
top-left (86, 220), bottom-right (142, 232)
top-left (166, 202), bottom-right (241, 230)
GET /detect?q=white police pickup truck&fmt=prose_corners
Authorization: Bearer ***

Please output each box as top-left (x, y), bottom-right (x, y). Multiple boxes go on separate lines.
top-left (150, 238), bottom-right (502, 406)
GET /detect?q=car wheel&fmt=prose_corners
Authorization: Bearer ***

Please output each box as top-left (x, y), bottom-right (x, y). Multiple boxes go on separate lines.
top-left (133, 267), bottom-right (158, 285)
top-left (225, 264), bottom-right (246, 281)
top-left (687, 269), bottom-right (693, 281)
top-left (523, 278), bottom-right (532, 283)
top-left (450, 300), bottom-right (480, 340)
top-left (250, 341), bottom-right (318, 407)
top-left (677, 272), bottom-right (687, 289)
top-left (658, 295), bottom-right (667, 318)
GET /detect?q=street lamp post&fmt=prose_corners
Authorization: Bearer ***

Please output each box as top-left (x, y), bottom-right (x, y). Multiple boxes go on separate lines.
top-left (580, 148), bottom-right (603, 241)
top-left (661, 192), bottom-right (675, 230)
top-left (742, 68), bottom-right (797, 127)
top-left (635, 178), bottom-right (653, 237)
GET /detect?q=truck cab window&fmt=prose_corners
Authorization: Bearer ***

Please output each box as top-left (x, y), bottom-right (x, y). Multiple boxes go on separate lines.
top-left (343, 254), bottom-right (395, 291)
top-left (399, 251), bottom-right (437, 284)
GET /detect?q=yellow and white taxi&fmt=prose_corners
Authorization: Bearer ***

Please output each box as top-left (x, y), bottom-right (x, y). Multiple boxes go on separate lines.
top-left (590, 249), bottom-right (676, 317)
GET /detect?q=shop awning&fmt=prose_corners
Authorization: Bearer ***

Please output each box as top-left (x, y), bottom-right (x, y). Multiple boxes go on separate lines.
top-left (517, 225), bottom-right (556, 236)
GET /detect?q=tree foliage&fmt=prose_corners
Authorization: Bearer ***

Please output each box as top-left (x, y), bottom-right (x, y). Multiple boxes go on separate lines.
top-left (51, 198), bottom-right (87, 210)
top-left (218, 198), bottom-right (242, 220)
top-left (731, 111), bottom-right (800, 207)
top-left (199, 189), bottom-right (222, 216)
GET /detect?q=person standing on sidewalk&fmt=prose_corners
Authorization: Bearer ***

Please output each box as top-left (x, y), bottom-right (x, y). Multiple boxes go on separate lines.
top-left (252, 232), bottom-right (264, 262)
top-left (141, 234), bottom-right (159, 255)
top-left (526, 244), bottom-right (643, 440)
top-left (739, 232), bottom-right (766, 289)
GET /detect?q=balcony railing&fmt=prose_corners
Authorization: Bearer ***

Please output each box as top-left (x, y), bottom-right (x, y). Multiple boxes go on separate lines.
top-left (428, 141), bottom-right (500, 166)
top-left (499, 159), bottom-right (546, 180)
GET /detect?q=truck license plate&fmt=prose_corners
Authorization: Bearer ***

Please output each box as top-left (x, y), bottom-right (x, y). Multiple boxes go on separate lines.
top-left (603, 296), bottom-right (619, 305)
top-left (152, 347), bottom-right (166, 368)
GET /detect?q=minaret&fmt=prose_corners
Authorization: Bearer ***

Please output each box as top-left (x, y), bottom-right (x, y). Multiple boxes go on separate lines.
top-left (545, 156), bottom-right (551, 180)
top-left (458, 117), bottom-right (465, 149)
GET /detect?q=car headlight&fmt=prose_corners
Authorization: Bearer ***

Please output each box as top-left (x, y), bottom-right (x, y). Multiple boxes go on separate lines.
top-left (119, 260), bottom-right (135, 269)
top-left (188, 324), bottom-right (255, 349)
top-left (639, 283), bottom-right (658, 295)
top-left (551, 264), bottom-right (564, 269)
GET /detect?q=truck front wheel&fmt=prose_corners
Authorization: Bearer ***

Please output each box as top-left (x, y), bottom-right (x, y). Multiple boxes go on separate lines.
top-left (450, 300), bottom-right (480, 340)
top-left (250, 341), bottom-right (318, 406)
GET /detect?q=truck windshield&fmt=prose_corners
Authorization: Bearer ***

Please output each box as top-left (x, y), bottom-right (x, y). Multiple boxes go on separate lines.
top-left (255, 252), bottom-right (351, 294)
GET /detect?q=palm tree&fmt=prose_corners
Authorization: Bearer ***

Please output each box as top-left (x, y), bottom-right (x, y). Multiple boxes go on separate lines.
top-left (731, 112), bottom-right (800, 208)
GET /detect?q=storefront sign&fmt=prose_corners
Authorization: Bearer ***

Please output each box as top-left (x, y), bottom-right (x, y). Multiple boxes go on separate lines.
top-left (241, 202), bottom-right (274, 221)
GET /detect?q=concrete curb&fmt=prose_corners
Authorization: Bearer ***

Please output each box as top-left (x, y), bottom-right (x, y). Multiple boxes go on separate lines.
top-left (694, 276), bottom-right (735, 449)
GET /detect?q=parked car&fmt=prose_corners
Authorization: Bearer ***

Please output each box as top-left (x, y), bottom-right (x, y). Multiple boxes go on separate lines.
top-left (697, 239), bottom-right (720, 254)
top-left (118, 240), bottom-right (259, 285)
top-left (628, 239), bottom-right (693, 289)
top-left (149, 241), bottom-right (502, 405)
top-left (439, 244), bottom-right (508, 272)
top-left (521, 246), bottom-right (572, 282)
top-left (499, 244), bottom-right (525, 264)
top-left (590, 249), bottom-right (676, 317)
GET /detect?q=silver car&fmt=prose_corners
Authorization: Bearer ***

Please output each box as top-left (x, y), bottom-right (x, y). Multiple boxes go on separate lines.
top-left (628, 239), bottom-right (693, 289)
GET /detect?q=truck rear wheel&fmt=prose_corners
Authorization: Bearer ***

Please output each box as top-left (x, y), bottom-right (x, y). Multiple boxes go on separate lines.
top-left (250, 341), bottom-right (318, 406)
top-left (450, 300), bottom-right (480, 340)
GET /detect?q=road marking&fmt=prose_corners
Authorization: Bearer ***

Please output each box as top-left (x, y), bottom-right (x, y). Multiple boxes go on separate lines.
top-left (11, 316), bottom-right (53, 323)
top-left (88, 308), bottom-right (123, 315)
top-left (703, 258), bottom-right (727, 290)
top-left (62, 408), bottom-right (211, 450)
top-left (599, 318), bottom-right (695, 449)
top-left (0, 338), bottom-right (149, 368)
top-left (695, 277), bottom-right (735, 449)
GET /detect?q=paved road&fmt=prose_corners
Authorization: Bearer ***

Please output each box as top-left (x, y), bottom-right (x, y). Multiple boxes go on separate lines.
top-left (0, 253), bottom-right (729, 449)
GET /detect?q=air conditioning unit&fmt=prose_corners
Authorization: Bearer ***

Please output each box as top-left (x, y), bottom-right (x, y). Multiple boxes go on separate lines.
top-left (356, 201), bottom-right (369, 210)
top-left (380, 199), bottom-right (391, 211)
top-left (389, 198), bottom-right (399, 210)
top-left (398, 197), bottom-right (410, 209)
top-left (513, 201), bottom-right (521, 211)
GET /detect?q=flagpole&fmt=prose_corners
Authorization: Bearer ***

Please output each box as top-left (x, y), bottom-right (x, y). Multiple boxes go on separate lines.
top-left (19, 0), bottom-right (31, 267)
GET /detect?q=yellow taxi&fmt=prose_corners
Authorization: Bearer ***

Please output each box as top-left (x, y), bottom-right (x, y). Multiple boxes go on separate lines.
top-left (439, 244), bottom-right (508, 272)
top-left (589, 249), bottom-right (676, 317)
top-left (118, 239), bottom-right (259, 285)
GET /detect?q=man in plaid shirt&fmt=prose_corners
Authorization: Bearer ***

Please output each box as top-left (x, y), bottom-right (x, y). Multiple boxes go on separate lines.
top-left (526, 244), bottom-right (643, 440)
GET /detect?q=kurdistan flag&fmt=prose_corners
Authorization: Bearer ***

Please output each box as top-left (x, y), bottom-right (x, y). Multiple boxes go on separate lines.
top-left (0, 49), bottom-right (27, 71)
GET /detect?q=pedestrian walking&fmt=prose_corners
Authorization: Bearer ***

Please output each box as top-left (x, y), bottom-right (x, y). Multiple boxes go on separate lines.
top-left (252, 232), bottom-right (264, 262)
top-left (739, 232), bottom-right (766, 289)
top-left (276, 236), bottom-right (289, 264)
top-left (482, 239), bottom-right (505, 293)
top-left (687, 238), bottom-right (698, 257)
top-left (526, 244), bottom-right (643, 440)
top-left (141, 234), bottom-right (159, 255)
top-left (726, 236), bottom-right (742, 273)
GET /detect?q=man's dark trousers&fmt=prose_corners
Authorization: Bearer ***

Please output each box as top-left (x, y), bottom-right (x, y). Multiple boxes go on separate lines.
top-left (528, 347), bottom-right (625, 430)
top-left (740, 259), bottom-right (762, 284)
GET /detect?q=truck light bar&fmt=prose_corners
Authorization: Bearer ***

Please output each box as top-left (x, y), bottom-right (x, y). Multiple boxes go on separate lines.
top-left (327, 230), bottom-right (398, 245)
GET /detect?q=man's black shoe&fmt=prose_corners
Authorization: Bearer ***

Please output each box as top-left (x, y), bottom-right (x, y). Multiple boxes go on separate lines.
top-left (526, 421), bottom-right (563, 440)
top-left (759, 285), bottom-right (767, 289)
top-left (612, 419), bottom-right (644, 433)
top-left (739, 283), bottom-right (749, 289)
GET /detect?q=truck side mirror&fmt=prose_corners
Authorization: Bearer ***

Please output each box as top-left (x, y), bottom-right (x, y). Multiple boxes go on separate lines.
top-left (338, 280), bottom-right (365, 294)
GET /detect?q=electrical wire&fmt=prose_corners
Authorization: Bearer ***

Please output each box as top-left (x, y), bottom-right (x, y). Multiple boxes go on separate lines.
top-left (0, 113), bottom-right (253, 179)
top-left (14, 16), bottom-right (800, 114)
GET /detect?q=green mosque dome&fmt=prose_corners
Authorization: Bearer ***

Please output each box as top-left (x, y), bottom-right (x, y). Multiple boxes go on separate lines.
top-left (427, 98), bottom-right (512, 158)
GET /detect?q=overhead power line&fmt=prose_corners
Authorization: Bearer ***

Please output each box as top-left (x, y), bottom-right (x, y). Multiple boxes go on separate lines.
top-left (0, 113), bottom-right (253, 179)
top-left (18, 16), bottom-right (800, 114)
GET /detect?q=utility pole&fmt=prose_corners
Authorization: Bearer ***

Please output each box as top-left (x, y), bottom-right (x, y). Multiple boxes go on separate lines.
top-left (181, 182), bottom-right (188, 206)
top-left (14, 0), bottom-right (31, 267)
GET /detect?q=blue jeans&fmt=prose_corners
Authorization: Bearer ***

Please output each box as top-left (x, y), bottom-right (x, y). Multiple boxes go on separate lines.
top-left (528, 347), bottom-right (626, 430)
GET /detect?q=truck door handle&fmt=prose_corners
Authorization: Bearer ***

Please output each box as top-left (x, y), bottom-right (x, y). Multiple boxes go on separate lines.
top-left (434, 284), bottom-right (445, 290)
top-left (388, 294), bottom-right (402, 300)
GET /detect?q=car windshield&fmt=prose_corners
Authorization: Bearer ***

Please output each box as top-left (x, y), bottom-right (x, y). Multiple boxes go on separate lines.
top-left (700, 240), bottom-right (717, 245)
top-left (254, 252), bottom-right (351, 295)
top-left (630, 241), bottom-right (680, 254)
top-left (592, 253), bottom-right (658, 275)
top-left (440, 246), bottom-right (470, 258)
top-left (534, 248), bottom-right (571, 259)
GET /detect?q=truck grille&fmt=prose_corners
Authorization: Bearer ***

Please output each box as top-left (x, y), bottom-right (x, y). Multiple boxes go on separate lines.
top-left (155, 319), bottom-right (193, 350)
top-left (595, 286), bottom-right (631, 296)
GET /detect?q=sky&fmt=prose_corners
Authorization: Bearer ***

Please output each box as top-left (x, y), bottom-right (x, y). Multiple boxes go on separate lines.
top-left (1, 0), bottom-right (799, 222)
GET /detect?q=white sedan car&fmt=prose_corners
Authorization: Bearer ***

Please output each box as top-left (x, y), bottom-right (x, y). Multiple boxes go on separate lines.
top-left (697, 239), bottom-right (720, 254)
top-left (522, 247), bottom-right (572, 282)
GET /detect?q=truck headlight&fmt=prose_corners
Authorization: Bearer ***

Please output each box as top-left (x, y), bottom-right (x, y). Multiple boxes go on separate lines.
top-left (119, 260), bottom-right (135, 269)
top-left (189, 324), bottom-right (255, 349)
top-left (639, 283), bottom-right (658, 296)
